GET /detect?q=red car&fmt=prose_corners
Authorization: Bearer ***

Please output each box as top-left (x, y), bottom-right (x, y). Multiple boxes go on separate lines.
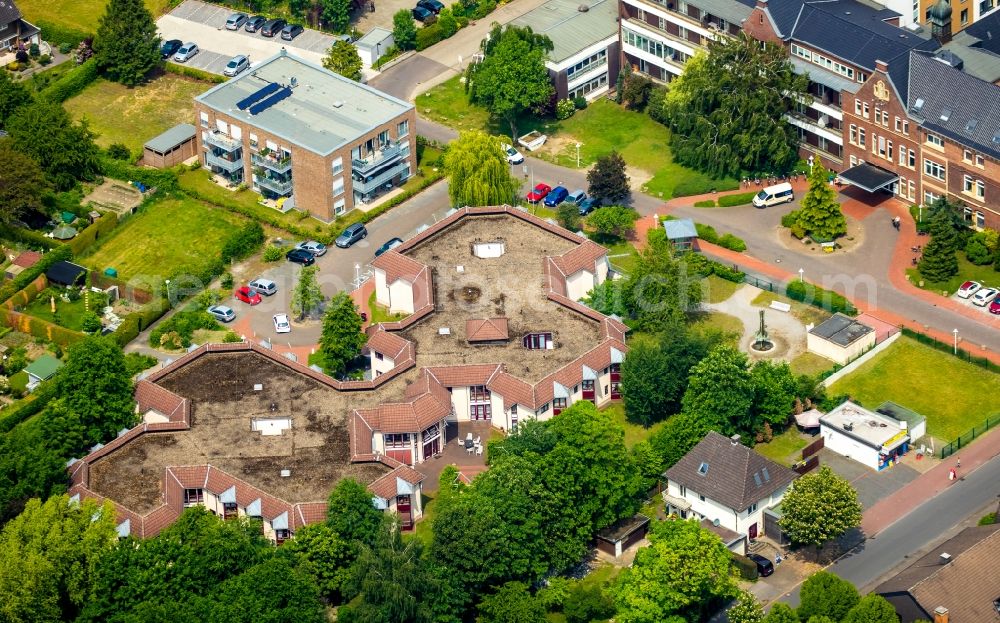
top-left (990, 296), bottom-right (1000, 315)
top-left (526, 183), bottom-right (551, 204)
top-left (234, 286), bottom-right (262, 305)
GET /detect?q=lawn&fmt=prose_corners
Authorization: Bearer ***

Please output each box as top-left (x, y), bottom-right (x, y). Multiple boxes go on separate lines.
top-left (177, 168), bottom-right (313, 234)
top-left (750, 289), bottom-right (830, 327)
top-left (17, 0), bottom-right (173, 34)
top-left (23, 290), bottom-right (108, 332)
top-left (415, 77), bottom-right (492, 133)
top-left (65, 75), bottom-right (211, 156)
top-left (604, 239), bottom-right (640, 275)
top-left (702, 275), bottom-right (740, 304)
top-left (828, 337), bottom-right (1000, 441)
top-left (753, 427), bottom-right (810, 466)
top-left (690, 311), bottom-right (743, 341)
top-left (368, 291), bottom-right (407, 324)
top-left (789, 351), bottom-right (834, 376)
top-left (601, 402), bottom-right (666, 449)
top-left (906, 254), bottom-right (1000, 296)
top-left (82, 196), bottom-right (245, 280)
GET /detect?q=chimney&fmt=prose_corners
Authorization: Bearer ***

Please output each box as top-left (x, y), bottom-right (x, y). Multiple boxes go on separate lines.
top-left (756, 0), bottom-right (768, 8)
top-left (939, 552), bottom-right (952, 564)
top-left (731, 434), bottom-right (741, 445)
top-left (875, 59), bottom-right (889, 73)
top-left (933, 606), bottom-right (949, 623)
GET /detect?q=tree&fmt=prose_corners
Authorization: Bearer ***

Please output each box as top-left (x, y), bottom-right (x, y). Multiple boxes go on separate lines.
top-left (728, 590), bottom-right (764, 623)
top-left (323, 39), bottom-right (363, 81)
top-left (763, 603), bottom-right (800, 623)
top-left (7, 103), bottom-right (99, 190)
top-left (795, 163), bottom-right (846, 240)
top-left (281, 523), bottom-right (355, 602)
top-left (659, 34), bottom-right (807, 178)
top-left (477, 582), bottom-right (546, 623)
top-left (443, 130), bottom-right (519, 207)
top-left (392, 9), bottom-right (417, 50)
top-left (206, 557), bottom-right (326, 623)
top-left (0, 139), bottom-right (48, 225)
top-left (681, 344), bottom-right (754, 435)
top-left (649, 411), bottom-right (712, 471)
top-left (612, 519), bottom-right (738, 623)
top-left (56, 336), bottom-right (136, 446)
top-left (557, 202), bottom-right (580, 231)
top-left (796, 571), bottom-right (859, 622)
top-left (0, 72), bottom-right (33, 130)
top-left (780, 466), bottom-right (862, 554)
top-left (437, 7), bottom-right (458, 37)
top-left (621, 231), bottom-right (702, 332)
top-left (841, 594), bottom-right (899, 623)
top-left (320, 292), bottom-right (367, 376)
top-left (326, 478), bottom-right (385, 547)
top-left (621, 340), bottom-right (673, 427)
top-left (750, 360), bottom-right (797, 428)
top-left (0, 495), bottom-right (118, 623)
top-left (919, 197), bottom-right (964, 282)
top-left (587, 151), bottom-right (630, 202)
top-left (94, 0), bottom-right (160, 86)
top-left (291, 265), bottom-right (324, 320)
top-left (563, 584), bottom-right (615, 623)
top-left (320, 0), bottom-right (351, 32)
top-left (587, 206), bottom-right (638, 241)
top-left (467, 25), bottom-right (554, 140)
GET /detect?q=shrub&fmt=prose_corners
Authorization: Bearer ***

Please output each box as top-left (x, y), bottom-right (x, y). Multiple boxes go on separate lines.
top-left (0, 382), bottom-right (57, 433)
top-left (785, 280), bottom-right (857, 315)
top-left (220, 272), bottom-right (234, 289)
top-left (717, 191), bottom-right (757, 207)
top-left (416, 23), bottom-right (444, 51)
top-left (262, 245), bottom-right (284, 262)
top-left (979, 512), bottom-right (997, 526)
top-left (38, 58), bottom-right (98, 103)
top-left (66, 213), bottom-right (118, 256)
top-left (124, 352), bottom-right (157, 375)
top-left (106, 143), bottom-right (132, 161)
top-left (556, 98), bottom-right (576, 120)
top-left (35, 20), bottom-right (90, 48)
top-left (695, 223), bottom-right (719, 243)
top-left (222, 330), bottom-right (242, 343)
top-left (573, 96), bottom-right (587, 110)
top-left (711, 262), bottom-right (745, 282)
top-left (790, 224), bottom-right (807, 239)
top-left (81, 311), bottom-right (103, 333)
top-left (563, 585), bottom-right (615, 623)
top-left (15, 50), bottom-right (28, 63)
top-left (536, 577), bottom-right (572, 610)
top-left (29, 43), bottom-right (40, 58)
top-left (965, 233), bottom-right (992, 265)
top-left (221, 221), bottom-right (265, 264)
top-left (693, 199), bottom-right (716, 208)
top-left (148, 310), bottom-right (220, 349)
top-left (671, 176), bottom-right (738, 198)
top-left (731, 553), bottom-right (759, 580)
top-left (163, 62), bottom-right (226, 83)
top-left (781, 210), bottom-right (800, 228)
top-left (38, 54), bottom-right (51, 66)
top-left (99, 158), bottom-right (178, 191)
top-left (59, 42), bottom-right (73, 54)
top-left (717, 233), bottom-right (747, 252)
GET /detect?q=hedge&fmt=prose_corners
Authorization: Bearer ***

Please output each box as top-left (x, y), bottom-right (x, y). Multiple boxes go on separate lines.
top-left (684, 253), bottom-right (745, 283)
top-left (731, 553), bottom-right (759, 581)
top-left (34, 20), bottom-right (90, 48)
top-left (0, 246), bottom-right (74, 304)
top-left (98, 158), bottom-right (179, 191)
top-left (2, 275), bottom-right (47, 310)
top-left (38, 58), bottom-right (99, 103)
top-left (0, 382), bottom-right (57, 433)
top-left (416, 24), bottom-right (444, 51)
top-left (694, 223), bottom-right (747, 252)
top-left (785, 280), bottom-right (857, 316)
top-left (0, 307), bottom-right (86, 348)
top-left (66, 213), bottom-right (118, 256)
top-left (113, 298), bottom-right (170, 347)
top-left (716, 191), bottom-right (757, 207)
top-left (693, 200), bottom-right (716, 208)
top-left (164, 62), bottom-right (226, 84)
top-left (710, 262), bottom-right (745, 282)
top-left (671, 177), bottom-right (739, 198)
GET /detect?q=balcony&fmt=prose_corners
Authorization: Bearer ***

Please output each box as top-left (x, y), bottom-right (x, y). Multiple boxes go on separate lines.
top-left (205, 151), bottom-right (244, 174)
top-left (785, 112), bottom-right (843, 146)
top-left (252, 152), bottom-right (292, 174)
top-left (204, 131), bottom-right (241, 152)
top-left (353, 160), bottom-right (408, 195)
top-left (254, 174), bottom-right (293, 196)
top-left (352, 142), bottom-right (404, 175)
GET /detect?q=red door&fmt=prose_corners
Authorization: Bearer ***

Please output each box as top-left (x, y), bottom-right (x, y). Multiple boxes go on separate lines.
top-left (748, 523), bottom-right (758, 539)
top-left (423, 437), bottom-right (439, 460)
top-left (397, 495), bottom-right (413, 530)
top-left (387, 448), bottom-right (412, 465)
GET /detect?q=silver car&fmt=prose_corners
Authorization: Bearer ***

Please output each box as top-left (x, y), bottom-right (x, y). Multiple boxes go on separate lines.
top-left (225, 12), bottom-right (248, 30)
top-left (207, 305), bottom-right (236, 323)
top-left (224, 55), bottom-right (250, 77)
top-left (296, 240), bottom-right (328, 256)
top-left (248, 277), bottom-right (277, 296)
top-left (172, 42), bottom-right (199, 63)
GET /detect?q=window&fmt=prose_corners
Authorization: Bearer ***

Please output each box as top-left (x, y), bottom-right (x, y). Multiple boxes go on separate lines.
top-left (698, 461), bottom-right (709, 475)
top-left (471, 404), bottom-right (492, 419)
top-left (637, 7), bottom-right (644, 20)
top-left (888, 140), bottom-right (893, 160)
top-left (882, 110), bottom-right (889, 126)
top-left (397, 120), bottom-right (409, 138)
top-left (539, 403), bottom-right (550, 413)
top-left (385, 433), bottom-right (411, 448)
top-left (908, 149), bottom-right (916, 168)
top-left (850, 124), bottom-right (857, 144)
top-left (748, 502), bottom-right (758, 513)
top-left (976, 211), bottom-right (986, 228)
top-left (964, 149), bottom-right (973, 163)
top-left (200, 112), bottom-right (209, 128)
top-left (878, 135), bottom-right (886, 158)
top-left (908, 179), bottom-right (915, 200)
top-left (553, 398), bottom-right (567, 410)
top-left (924, 190), bottom-right (940, 205)
top-left (924, 159), bottom-right (945, 180)
top-left (964, 206), bottom-right (973, 222)
top-left (699, 494), bottom-right (706, 502)
top-left (895, 116), bottom-right (901, 132)
top-left (566, 49), bottom-right (607, 78)
top-left (334, 198), bottom-right (346, 215)
top-left (184, 489), bottom-right (204, 505)
top-left (522, 332), bottom-right (552, 350)
top-left (927, 133), bottom-right (944, 148)
top-left (874, 107), bottom-right (880, 122)
top-left (332, 156), bottom-right (343, 174)
top-left (863, 102), bottom-right (870, 119)
top-left (899, 146), bottom-right (906, 166)
top-left (858, 128), bottom-right (866, 147)
top-left (332, 177), bottom-right (344, 197)
top-left (961, 8), bottom-right (968, 23)
top-left (570, 74), bottom-right (608, 100)
top-left (374, 351), bottom-right (384, 361)
top-left (854, 99), bottom-right (862, 115)
top-left (249, 133), bottom-right (258, 148)
top-left (976, 180), bottom-right (986, 199)
top-left (582, 379), bottom-right (594, 391)
top-left (902, 120), bottom-right (909, 135)
top-left (470, 385), bottom-right (491, 402)
top-left (759, 12), bottom-right (764, 22)
top-left (964, 175), bottom-right (974, 194)
top-left (976, 154), bottom-right (985, 168)
top-left (378, 130), bottom-right (390, 146)
top-left (679, 485), bottom-right (687, 497)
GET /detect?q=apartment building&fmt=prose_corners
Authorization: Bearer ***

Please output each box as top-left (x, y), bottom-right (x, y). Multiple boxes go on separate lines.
top-left (193, 49), bottom-right (416, 222)
top-left (511, 0), bottom-right (621, 101)
top-left (917, 0), bottom-right (1000, 37)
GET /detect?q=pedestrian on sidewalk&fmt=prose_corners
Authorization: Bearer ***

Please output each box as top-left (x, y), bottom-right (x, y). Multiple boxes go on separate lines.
top-left (956, 457), bottom-right (961, 469)
top-left (949, 468), bottom-right (956, 481)
top-left (892, 216), bottom-right (901, 230)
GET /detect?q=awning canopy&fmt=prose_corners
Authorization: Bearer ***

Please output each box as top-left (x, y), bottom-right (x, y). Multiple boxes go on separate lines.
top-left (662, 492), bottom-right (692, 511)
top-left (838, 163), bottom-right (899, 193)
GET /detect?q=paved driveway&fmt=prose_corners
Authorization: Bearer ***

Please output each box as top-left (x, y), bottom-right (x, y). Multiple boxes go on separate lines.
top-left (817, 448), bottom-right (920, 510)
top-left (158, 0), bottom-right (338, 73)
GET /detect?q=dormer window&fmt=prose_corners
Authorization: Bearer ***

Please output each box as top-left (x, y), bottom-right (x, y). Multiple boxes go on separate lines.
top-left (698, 462), bottom-right (709, 476)
top-left (523, 332), bottom-right (552, 350)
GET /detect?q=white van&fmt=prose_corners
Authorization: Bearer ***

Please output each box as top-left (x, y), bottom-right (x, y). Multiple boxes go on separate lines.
top-left (753, 182), bottom-right (794, 208)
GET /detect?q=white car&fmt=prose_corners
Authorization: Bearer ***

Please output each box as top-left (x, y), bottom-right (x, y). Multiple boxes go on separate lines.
top-left (248, 277), bottom-right (277, 296)
top-left (957, 281), bottom-right (982, 298)
top-left (972, 287), bottom-right (997, 307)
top-left (502, 143), bottom-right (524, 165)
top-left (273, 313), bottom-right (291, 333)
top-left (295, 240), bottom-right (328, 257)
top-left (172, 42), bottom-right (199, 63)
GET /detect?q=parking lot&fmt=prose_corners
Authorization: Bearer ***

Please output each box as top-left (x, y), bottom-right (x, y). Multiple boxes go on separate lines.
top-left (950, 283), bottom-right (999, 317)
top-left (157, 0), bottom-right (338, 75)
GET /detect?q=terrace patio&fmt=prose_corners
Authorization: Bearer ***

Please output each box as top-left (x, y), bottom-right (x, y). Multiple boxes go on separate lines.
top-left (417, 420), bottom-right (494, 492)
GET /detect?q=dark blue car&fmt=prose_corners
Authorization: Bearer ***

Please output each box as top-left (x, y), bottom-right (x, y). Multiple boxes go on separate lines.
top-left (543, 186), bottom-right (569, 207)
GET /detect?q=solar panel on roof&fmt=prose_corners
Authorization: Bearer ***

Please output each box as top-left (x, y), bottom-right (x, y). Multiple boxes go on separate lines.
top-left (248, 86), bottom-right (292, 115)
top-left (236, 82), bottom-right (281, 110)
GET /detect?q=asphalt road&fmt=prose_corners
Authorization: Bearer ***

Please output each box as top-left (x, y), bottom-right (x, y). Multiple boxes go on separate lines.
top-left (781, 455), bottom-right (1000, 606)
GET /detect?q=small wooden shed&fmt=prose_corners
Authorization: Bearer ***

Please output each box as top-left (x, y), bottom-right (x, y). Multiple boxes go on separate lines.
top-left (143, 124), bottom-right (197, 168)
top-left (595, 514), bottom-right (650, 559)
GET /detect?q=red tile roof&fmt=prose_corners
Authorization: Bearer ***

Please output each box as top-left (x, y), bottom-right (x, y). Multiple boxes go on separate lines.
top-left (12, 251), bottom-right (42, 268)
top-left (368, 465), bottom-right (425, 499)
top-left (487, 371), bottom-right (535, 409)
top-left (372, 250), bottom-right (426, 284)
top-left (428, 364), bottom-right (502, 387)
top-left (466, 318), bottom-right (509, 342)
top-left (552, 239), bottom-right (607, 277)
top-left (366, 328), bottom-right (410, 360)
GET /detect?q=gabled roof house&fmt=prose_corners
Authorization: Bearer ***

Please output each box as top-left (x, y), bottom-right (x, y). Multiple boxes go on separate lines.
top-left (0, 0), bottom-right (40, 56)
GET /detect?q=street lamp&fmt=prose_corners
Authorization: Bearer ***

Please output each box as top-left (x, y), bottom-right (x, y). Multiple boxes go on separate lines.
top-left (165, 279), bottom-right (171, 306)
top-left (575, 142), bottom-right (582, 168)
top-left (953, 328), bottom-right (959, 355)
top-left (808, 155), bottom-right (814, 171)
top-left (798, 268), bottom-right (804, 283)
top-left (376, 42), bottom-right (381, 71)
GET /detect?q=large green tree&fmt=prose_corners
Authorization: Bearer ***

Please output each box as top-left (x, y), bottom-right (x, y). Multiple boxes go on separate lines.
top-left (7, 103), bottom-right (99, 190)
top-left (320, 0), bottom-right (351, 32)
top-left (326, 477), bottom-right (385, 547)
top-left (660, 34), bottom-right (807, 177)
top-left (795, 163), bottom-right (847, 240)
top-left (280, 522), bottom-right (354, 602)
top-left (622, 230), bottom-right (703, 332)
top-left (291, 265), bottom-right (324, 320)
top-left (612, 519), bottom-right (738, 623)
top-left (56, 336), bottom-right (136, 446)
top-left (796, 571), bottom-right (859, 622)
top-left (467, 24), bottom-right (554, 140)
top-left (587, 150), bottom-right (630, 203)
top-left (443, 130), bottom-right (519, 207)
top-left (728, 590), bottom-right (764, 623)
top-left (780, 466), bottom-right (862, 554)
top-left (750, 360), bottom-right (797, 428)
top-left (919, 197), bottom-right (964, 282)
top-left (392, 9), bottom-right (417, 50)
top-left (0, 139), bottom-right (48, 225)
top-left (621, 327), bottom-right (712, 427)
top-left (205, 557), bottom-right (326, 623)
top-left (681, 344), bottom-right (754, 435)
top-left (841, 594), bottom-right (899, 623)
top-left (763, 603), bottom-right (801, 623)
top-left (320, 291), bottom-right (367, 376)
top-left (94, 0), bottom-right (160, 86)
top-left (323, 39), bottom-right (363, 81)
top-left (477, 581), bottom-right (547, 623)
top-left (0, 495), bottom-right (118, 623)
top-left (587, 205), bottom-right (638, 241)
top-left (0, 72), bottom-right (33, 130)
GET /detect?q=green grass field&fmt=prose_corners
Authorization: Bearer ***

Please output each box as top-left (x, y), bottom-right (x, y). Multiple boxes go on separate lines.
top-left (703, 275), bottom-right (740, 304)
top-left (17, 0), bottom-right (173, 34)
top-left (600, 402), bottom-right (667, 449)
top-left (750, 289), bottom-right (830, 327)
top-left (64, 75), bottom-right (210, 156)
top-left (789, 351), bottom-right (834, 376)
top-left (82, 196), bottom-right (244, 279)
top-left (754, 428), bottom-right (810, 466)
top-left (23, 291), bottom-right (107, 332)
top-left (829, 337), bottom-right (1000, 441)
top-left (906, 254), bottom-right (1000, 296)
top-left (690, 311), bottom-right (743, 341)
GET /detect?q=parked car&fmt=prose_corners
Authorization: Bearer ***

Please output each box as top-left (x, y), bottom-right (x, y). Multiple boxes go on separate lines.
top-left (280, 23), bottom-right (304, 40)
top-left (577, 196), bottom-right (601, 216)
top-left (225, 12), bottom-right (248, 30)
top-left (336, 33), bottom-right (355, 43)
top-left (286, 248), bottom-right (316, 265)
top-left (375, 237), bottom-right (404, 257)
top-left (223, 54), bottom-right (250, 77)
top-left (957, 280), bottom-right (982, 298)
top-left (295, 240), bottom-right (328, 256)
top-left (411, 5), bottom-right (434, 21)
top-left (172, 42), bottom-right (199, 63)
top-left (273, 313), bottom-right (291, 334)
top-left (336, 223), bottom-right (368, 248)
top-left (543, 186), bottom-right (569, 207)
top-left (990, 296), bottom-right (1000, 315)
top-left (746, 553), bottom-right (774, 577)
top-left (160, 39), bottom-right (182, 59)
top-left (207, 305), bottom-right (236, 323)
top-left (234, 286), bottom-right (262, 305)
top-left (566, 189), bottom-right (587, 204)
top-left (261, 18), bottom-right (286, 37)
top-left (244, 15), bottom-right (266, 32)
top-left (248, 278), bottom-right (277, 296)
top-left (526, 183), bottom-right (551, 204)
top-left (972, 287), bottom-right (997, 306)
top-left (502, 143), bottom-right (524, 165)
top-left (417, 0), bottom-right (444, 12)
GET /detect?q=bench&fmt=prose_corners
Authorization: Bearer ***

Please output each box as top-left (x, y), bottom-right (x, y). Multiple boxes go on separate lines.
top-left (769, 301), bottom-right (792, 313)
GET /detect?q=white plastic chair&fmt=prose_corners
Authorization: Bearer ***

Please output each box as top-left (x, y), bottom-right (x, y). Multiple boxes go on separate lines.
top-left (473, 436), bottom-right (481, 446)
top-left (476, 444), bottom-right (484, 456)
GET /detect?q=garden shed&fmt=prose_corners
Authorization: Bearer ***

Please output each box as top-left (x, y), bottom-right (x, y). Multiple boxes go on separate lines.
top-left (46, 261), bottom-right (87, 286)
top-left (807, 313), bottom-right (875, 365)
top-left (355, 27), bottom-right (394, 68)
top-left (143, 123), bottom-right (197, 168)
top-left (25, 354), bottom-right (63, 390)
top-left (595, 514), bottom-right (649, 559)
top-left (662, 218), bottom-right (698, 252)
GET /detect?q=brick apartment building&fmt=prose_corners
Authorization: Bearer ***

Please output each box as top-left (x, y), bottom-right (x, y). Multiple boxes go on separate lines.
top-left (193, 49), bottom-right (416, 222)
